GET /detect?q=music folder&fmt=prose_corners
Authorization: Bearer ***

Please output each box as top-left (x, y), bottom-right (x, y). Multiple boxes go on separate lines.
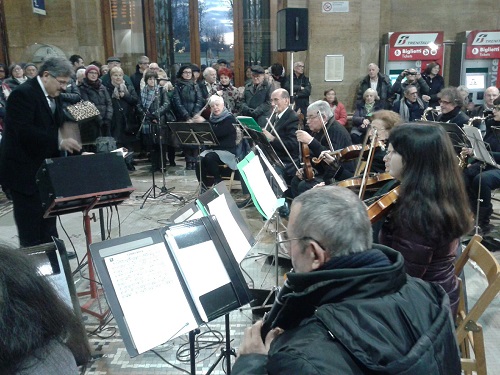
top-left (90, 216), bottom-right (252, 357)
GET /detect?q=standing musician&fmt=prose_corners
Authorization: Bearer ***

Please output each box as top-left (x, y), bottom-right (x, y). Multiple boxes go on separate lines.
top-left (262, 89), bottom-right (300, 191)
top-left (380, 124), bottom-right (472, 317)
top-left (291, 100), bottom-right (354, 197)
top-left (232, 186), bottom-right (461, 375)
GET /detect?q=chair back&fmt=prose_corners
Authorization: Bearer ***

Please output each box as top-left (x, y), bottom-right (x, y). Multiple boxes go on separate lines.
top-left (454, 235), bottom-right (500, 375)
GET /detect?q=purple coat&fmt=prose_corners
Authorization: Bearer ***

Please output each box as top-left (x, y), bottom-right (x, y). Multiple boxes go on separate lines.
top-left (379, 223), bottom-right (460, 317)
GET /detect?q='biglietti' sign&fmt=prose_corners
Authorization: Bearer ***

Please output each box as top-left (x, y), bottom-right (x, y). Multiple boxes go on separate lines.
top-left (388, 32), bottom-right (444, 62)
top-left (466, 30), bottom-right (500, 59)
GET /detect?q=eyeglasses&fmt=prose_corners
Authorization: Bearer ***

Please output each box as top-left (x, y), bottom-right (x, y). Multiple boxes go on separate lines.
top-left (139, 62), bottom-right (149, 65)
top-left (306, 115), bottom-right (318, 120)
top-left (493, 106), bottom-right (500, 112)
top-left (439, 99), bottom-right (452, 105)
top-left (48, 73), bottom-right (69, 87)
top-left (296, 65), bottom-right (305, 68)
top-left (182, 71), bottom-right (192, 75)
top-left (278, 232), bottom-right (320, 254)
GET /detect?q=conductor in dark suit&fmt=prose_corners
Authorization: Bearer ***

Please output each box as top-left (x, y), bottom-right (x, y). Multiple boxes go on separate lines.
top-left (0, 57), bottom-right (81, 247)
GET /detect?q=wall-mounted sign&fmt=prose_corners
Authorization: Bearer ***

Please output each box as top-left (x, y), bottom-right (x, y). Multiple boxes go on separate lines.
top-left (325, 55), bottom-right (344, 81)
top-left (32, 0), bottom-right (46, 16)
top-left (388, 31), bottom-right (444, 62)
top-left (466, 30), bottom-right (500, 59)
top-left (322, 1), bottom-right (349, 13)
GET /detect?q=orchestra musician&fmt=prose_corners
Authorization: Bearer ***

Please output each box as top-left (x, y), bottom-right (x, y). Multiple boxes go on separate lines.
top-left (262, 88), bottom-right (300, 193)
top-left (379, 124), bottom-right (472, 317)
top-left (232, 186), bottom-right (461, 375)
top-left (291, 100), bottom-right (354, 197)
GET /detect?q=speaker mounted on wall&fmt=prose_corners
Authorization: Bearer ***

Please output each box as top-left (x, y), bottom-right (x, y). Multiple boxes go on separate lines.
top-left (277, 8), bottom-right (308, 52)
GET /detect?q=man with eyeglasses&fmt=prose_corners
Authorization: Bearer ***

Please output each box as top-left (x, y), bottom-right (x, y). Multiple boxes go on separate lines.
top-left (470, 86), bottom-right (500, 134)
top-left (392, 85), bottom-right (427, 122)
top-left (283, 61), bottom-right (311, 116)
top-left (436, 86), bottom-right (469, 127)
top-left (391, 67), bottom-right (430, 99)
top-left (0, 57), bottom-right (81, 248)
top-left (291, 100), bottom-right (354, 197)
top-left (233, 186), bottom-right (460, 375)
top-left (131, 55), bottom-right (150, 94)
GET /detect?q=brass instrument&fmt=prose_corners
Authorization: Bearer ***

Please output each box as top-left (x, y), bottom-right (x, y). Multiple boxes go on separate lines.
top-left (459, 116), bottom-right (490, 168)
top-left (421, 107), bottom-right (441, 121)
top-left (466, 116), bottom-right (487, 127)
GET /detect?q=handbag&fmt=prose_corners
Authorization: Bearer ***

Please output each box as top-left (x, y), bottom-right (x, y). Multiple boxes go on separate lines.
top-left (64, 100), bottom-right (100, 123)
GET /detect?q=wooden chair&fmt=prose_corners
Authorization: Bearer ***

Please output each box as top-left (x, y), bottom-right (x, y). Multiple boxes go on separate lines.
top-left (455, 234), bottom-right (500, 375)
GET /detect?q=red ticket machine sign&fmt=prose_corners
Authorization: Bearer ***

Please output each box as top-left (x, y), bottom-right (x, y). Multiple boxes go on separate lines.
top-left (388, 32), bottom-right (444, 63)
top-left (466, 30), bottom-right (500, 59)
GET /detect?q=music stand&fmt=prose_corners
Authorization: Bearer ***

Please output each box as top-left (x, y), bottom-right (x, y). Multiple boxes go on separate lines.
top-left (242, 126), bottom-right (285, 170)
top-left (168, 122), bottom-right (219, 195)
top-left (432, 121), bottom-right (471, 155)
top-left (140, 124), bottom-right (184, 209)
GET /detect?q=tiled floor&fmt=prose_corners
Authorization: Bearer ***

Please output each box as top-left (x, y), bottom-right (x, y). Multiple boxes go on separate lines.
top-left (1, 156), bottom-right (499, 374)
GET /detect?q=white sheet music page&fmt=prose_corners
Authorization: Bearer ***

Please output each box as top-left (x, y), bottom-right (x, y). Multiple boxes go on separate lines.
top-left (243, 154), bottom-right (279, 218)
top-left (104, 242), bottom-right (197, 354)
top-left (207, 194), bottom-right (251, 263)
top-left (165, 233), bottom-right (231, 322)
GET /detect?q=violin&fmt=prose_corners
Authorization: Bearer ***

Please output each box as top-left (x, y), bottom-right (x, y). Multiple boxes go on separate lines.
top-left (312, 141), bottom-right (385, 164)
top-left (337, 172), bottom-right (393, 191)
top-left (367, 185), bottom-right (401, 223)
top-left (297, 111), bottom-right (314, 181)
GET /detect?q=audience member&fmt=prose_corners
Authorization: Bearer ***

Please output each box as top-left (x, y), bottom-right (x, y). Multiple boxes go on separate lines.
top-left (323, 88), bottom-right (347, 126)
top-left (421, 62), bottom-right (444, 108)
top-left (130, 55), bottom-right (150, 94)
top-left (198, 66), bottom-right (218, 103)
top-left (1, 63), bottom-right (28, 99)
top-left (23, 63), bottom-right (38, 79)
top-left (69, 54), bottom-right (84, 73)
top-left (392, 67), bottom-right (430, 98)
top-left (351, 88), bottom-right (384, 144)
top-left (101, 57), bottom-right (133, 88)
top-left (0, 63), bottom-right (7, 81)
top-left (216, 67), bottom-right (240, 113)
top-left (283, 61), bottom-right (311, 115)
top-left (233, 186), bottom-right (461, 375)
top-left (356, 63), bottom-right (394, 109)
top-left (470, 86), bottom-right (499, 133)
top-left (392, 85), bottom-right (427, 122)
top-left (240, 65), bottom-right (272, 128)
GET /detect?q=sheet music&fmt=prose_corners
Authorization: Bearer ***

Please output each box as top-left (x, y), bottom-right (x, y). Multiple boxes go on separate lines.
top-left (104, 242), bottom-right (197, 354)
top-left (207, 194), bottom-right (251, 263)
top-left (241, 154), bottom-right (280, 218)
top-left (173, 207), bottom-right (204, 223)
top-left (165, 234), bottom-right (231, 322)
top-left (255, 145), bottom-right (288, 193)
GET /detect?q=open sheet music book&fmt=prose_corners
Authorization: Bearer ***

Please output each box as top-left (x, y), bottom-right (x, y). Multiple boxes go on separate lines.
top-left (90, 216), bottom-right (252, 357)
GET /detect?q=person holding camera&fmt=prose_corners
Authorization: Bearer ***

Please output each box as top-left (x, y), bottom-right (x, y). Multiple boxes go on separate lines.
top-left (391, 68), bottom-right (430, 100)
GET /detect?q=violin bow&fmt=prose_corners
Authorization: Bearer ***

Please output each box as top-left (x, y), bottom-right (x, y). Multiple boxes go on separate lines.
top-left (358, 129), bottom-right (378, 200)
top-left (267, 115), bottom-right (300, 172)
top-left (317, 110), bottom-right (335, 152)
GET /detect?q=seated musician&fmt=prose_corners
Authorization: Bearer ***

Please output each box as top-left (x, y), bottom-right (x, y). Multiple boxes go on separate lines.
top-left (232, 186), bottom-right (461, 375)
top-left (291, 100), bottom-right (353, 197)
top-left (195, 95), bottom-right (237, 191)
top-left (261, 88), bottom-right (300, 191)
top-left (380, 124), bottom-right (472, 317)
top-left (462, 96), bottom-right (500, 234)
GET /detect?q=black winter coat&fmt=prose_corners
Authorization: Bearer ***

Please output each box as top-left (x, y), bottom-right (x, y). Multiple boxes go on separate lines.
top-left (172, 79), bottom-right (204, 120)
top-left (105, 81), bottom-right (139, 143)
top-left (232, 246), bottom-right (461, 375)
top-left (356, 73), bottom-right (394, 109)
top-left (240, 79), bottom-right (272, 128)
top-left (79, 79), bottom-right (113, 141)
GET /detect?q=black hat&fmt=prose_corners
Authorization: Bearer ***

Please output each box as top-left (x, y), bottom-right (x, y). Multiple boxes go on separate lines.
top-left (250, 65), bottom-right (265, 74)
top-left (107, 56), bottom-right (121, 63)
top-left (191, 64), bottom-right (201, 73)
top-left (217, 58), bottom-right (228, 65)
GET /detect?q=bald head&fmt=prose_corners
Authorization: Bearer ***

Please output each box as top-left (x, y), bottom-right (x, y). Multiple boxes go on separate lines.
top-left (485, 86), bottom-right (500, 107)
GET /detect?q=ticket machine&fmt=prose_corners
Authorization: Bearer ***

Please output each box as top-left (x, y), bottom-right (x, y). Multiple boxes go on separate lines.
top-left (450, 30), bottom-right (500, 106)
top-left (380, 31), bottom-right (445, 87)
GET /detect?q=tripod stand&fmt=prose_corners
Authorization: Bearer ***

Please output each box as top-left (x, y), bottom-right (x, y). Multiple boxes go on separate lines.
top-left (141, 124), bottom-right (184, 208)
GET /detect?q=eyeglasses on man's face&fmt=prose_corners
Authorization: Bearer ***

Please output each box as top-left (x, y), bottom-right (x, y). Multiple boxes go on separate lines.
top-left (48, 73), bottom-right (69, 87)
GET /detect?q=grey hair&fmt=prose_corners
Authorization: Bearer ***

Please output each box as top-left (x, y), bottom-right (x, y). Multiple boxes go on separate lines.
top-left (208, 94), bottom-right (224, 106)
top-left (38, 57), bottom-right (73, 78)
top-left (438, 86), bottom-right (463, 107)
top-left (291, 186), bottom-right (372, 256)
top-left (308, 100), bottom-right (333, 120)
top-left (203, 67), bottom-right (216, 78)
top-left (403, 85), bottom-right (417, 95)
top-left (363, 88), bottom-right (380, 101)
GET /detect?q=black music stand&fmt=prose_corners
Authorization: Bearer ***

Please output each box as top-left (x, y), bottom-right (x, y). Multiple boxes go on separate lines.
top-left (37, 153), bottom-right (135, 322)
top-left (432, 121), bottom-right (471, 155)
top-left (242, 126), bottom-right (285, 170)
top-left (168, 122), bottom-right (219, 194)
top-left (140, 124), bottom-right (184, 209)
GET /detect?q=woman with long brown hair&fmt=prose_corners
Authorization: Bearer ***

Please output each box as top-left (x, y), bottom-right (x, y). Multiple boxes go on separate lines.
top-left (380, 123), bottom-right (472, 317)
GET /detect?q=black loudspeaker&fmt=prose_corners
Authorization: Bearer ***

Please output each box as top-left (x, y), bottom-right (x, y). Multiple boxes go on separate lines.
top-left (277, 8), bottom-right (308, 52)
top-left (36, 153), bottom-right (135, 217)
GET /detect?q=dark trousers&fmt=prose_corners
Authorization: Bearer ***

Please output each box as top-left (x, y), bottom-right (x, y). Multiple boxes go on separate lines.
top-left (11, 189), bottom-right (58, 247)
top-left (195, 152), bottom-right (223, 187)
top-left (464, 163), bottom-right (500, 210)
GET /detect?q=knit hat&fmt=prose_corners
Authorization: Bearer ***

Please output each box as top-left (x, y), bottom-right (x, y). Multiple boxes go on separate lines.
top-left (85, 65), bottom-right (100, 76)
